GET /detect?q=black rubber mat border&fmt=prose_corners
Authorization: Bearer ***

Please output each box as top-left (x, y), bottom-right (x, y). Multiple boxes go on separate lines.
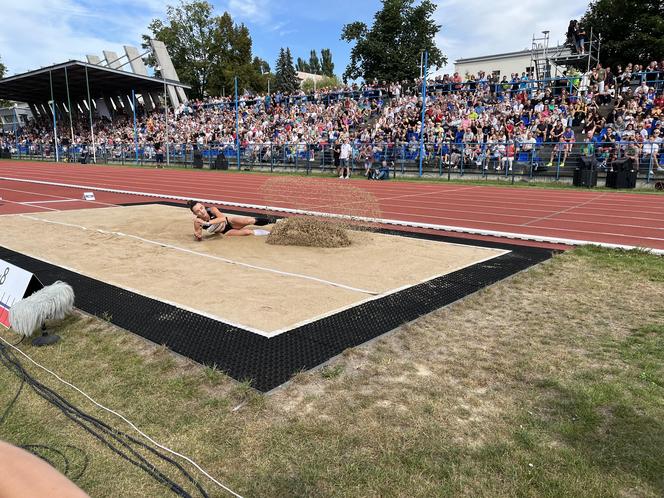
top-left (1, 204), bottom-right (553, 391)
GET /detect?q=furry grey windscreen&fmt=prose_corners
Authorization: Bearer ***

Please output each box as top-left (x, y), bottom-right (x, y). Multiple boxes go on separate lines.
top-left (9, 281), bottom-right (75, 337)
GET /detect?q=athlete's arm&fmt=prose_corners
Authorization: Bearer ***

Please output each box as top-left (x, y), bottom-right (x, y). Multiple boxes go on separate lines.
top-left (209, 207), bottom-right (225, 219)
top-left (193, 218), bottom-right (204, 240)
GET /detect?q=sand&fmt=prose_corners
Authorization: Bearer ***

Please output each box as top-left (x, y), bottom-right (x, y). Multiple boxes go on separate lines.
top-left (0, 205), bottom-right (507, 333)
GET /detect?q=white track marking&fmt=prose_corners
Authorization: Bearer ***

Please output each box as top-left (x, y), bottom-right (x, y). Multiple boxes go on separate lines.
top-left (18, 214), bottom-right (379, 296)
top-left (23, 199), bottom-right (81, 204)
top-left (2, 176), bottom-right (663, 255)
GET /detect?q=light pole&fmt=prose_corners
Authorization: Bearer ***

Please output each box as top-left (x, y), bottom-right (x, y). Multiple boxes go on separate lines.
top-left (156, 65), bottom-right (170, 167)
top-left (12, 103), bottom-right (19, 156)
top-left (418, 50), bottom-right (429, 177)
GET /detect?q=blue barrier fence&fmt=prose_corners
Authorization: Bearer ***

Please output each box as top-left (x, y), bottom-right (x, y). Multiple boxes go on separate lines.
top-left (5, 140), bottom-right (664, 183)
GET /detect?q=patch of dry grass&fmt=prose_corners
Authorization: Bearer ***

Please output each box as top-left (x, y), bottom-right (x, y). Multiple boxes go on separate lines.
top-left (1, 247), bottom-right (663, 497)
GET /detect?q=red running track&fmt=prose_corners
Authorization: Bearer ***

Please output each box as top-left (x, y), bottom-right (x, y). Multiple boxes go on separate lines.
top-left (1, 160), bottom-right (663, 250)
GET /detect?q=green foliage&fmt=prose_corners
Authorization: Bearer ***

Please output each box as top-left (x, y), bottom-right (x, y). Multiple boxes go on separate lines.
top-left (252, 56), bottom-right (270, 75)
top-left (341, 0), bottom-right (446, 82)
top-left (296, 57), bottom-right (310, 73)
top-left (301, 76), bottom-right (342, 93)
top-left (295, 49), bottom-right (325, 75)
top-left (320, 364), bottom-right (344, 379)
top-left (581, 0), bottom-right (664, 68)
top-left (320, 48), bottom-right (335, 78)
top-left (308, 50), bottom-right (321, 75)
top-left (0, 54), bottom-right (9, 106)
top-left (275, 48), bottom-right (300, 93)
top-left (142, 0), bottom-right (265, 98)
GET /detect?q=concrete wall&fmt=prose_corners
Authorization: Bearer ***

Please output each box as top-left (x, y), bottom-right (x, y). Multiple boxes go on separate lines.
top-left (149, 39), bottom-right (187, 106)
top-left (455, 53), bottom-right (535, 79)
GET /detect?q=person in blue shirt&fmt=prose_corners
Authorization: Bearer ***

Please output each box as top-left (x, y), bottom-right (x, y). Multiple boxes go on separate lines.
top-left (560, 126), bottom-right (576, 167)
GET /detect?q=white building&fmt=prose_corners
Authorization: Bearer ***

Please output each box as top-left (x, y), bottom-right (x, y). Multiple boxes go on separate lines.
top-left (296, 71), bottom-right (326, 88)
top-left (454, 46), bottom-right (568, 80)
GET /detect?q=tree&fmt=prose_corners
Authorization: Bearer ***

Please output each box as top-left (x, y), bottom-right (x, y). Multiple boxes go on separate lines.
top-left (341, 0), bottom-right (445, 82)
top-left (252, 56), bottom-right (270, 75)
top-left (0, 55), bottom-right (9, 107)
top-left (320, 49), bottom-right (335, 78)
top-left (301, 75), bottom-right (342, 93)
top-left (142, 1), bottom-right (264, 98)
top-left (274, 48), bottom-right (300, 93)
top-left (581, 0), bottom-right (664, 68)
top-left (296, 57), bottom-right (311, 73)
top-left (308, 50), bottom-right (321, 74)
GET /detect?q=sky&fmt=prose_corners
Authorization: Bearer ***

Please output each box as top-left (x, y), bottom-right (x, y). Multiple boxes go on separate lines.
top-left (0, 0), bottom-right (588, 78)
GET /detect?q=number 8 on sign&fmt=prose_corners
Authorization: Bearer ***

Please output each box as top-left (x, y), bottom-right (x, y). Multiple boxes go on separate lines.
top-left (0, 267), bottom-right (9, 285)
top-left (0, 260), bottom-right (40, 329)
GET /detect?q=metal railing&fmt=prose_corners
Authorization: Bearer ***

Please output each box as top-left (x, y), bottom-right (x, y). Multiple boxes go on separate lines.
top-left (4, 140), bottom-right (663, 183)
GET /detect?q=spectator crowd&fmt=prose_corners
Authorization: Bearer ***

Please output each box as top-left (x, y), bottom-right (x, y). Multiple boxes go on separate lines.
top-left (1, 59), bottom-right (663, 175)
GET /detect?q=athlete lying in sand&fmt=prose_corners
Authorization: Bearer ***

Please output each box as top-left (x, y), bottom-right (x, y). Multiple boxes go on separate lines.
top-left (186, 200), bottom-right (274, 241)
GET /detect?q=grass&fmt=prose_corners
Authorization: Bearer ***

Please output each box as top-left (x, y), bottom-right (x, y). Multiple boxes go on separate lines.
top-left (0, 247), bottom-right (663, 497)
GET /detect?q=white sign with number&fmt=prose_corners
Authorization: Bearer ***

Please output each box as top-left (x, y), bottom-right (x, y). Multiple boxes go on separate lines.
top-left (0, 259), bottom-right (35, 328)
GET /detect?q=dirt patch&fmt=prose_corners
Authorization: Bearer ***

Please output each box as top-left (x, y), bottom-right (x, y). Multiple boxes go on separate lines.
top-left (267, 216), bottom-right (352, 248)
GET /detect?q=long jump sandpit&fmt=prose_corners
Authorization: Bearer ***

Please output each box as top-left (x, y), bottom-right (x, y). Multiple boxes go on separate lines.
top-left (0, 203), bottom-right (553, 390)
top-left (0, 204), bottom-right (506, 335)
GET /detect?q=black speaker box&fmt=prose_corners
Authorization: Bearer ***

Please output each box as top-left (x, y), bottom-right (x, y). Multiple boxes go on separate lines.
top-left (579, 156), bottom-right (596, 170)
top-left (0, 148), bottom-right (11, 159)
top-left (213, 154), bottom-right (228, 170)
top-left (573, 168), bottom-right (598, 187)
top-left (192, 151), bottom-right (203, 169)
top-left (606, 170), bottom-right (637, 189)
top-left (611, 158), bottom-right (630, 172)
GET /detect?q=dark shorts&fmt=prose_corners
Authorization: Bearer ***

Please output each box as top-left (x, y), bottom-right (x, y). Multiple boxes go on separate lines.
top-left (204, 217), bottom-right (233, 235)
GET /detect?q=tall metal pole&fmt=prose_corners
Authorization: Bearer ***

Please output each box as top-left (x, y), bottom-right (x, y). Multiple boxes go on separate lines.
top-left (64, 65), bottom-right (75, 154)
top-left (49, 70), bottom-right (59, 162)
top-left (85, 65), bottom-right (96, 163)
top-left (266, 78), bottom-right (271, 110)
top-left (12, 104), bottom-right (18, 155)
top-left (132, 89), bottom-right (138, 164)
top-left (163, 77), bottom-right (170, 166)
top-left (235, 76), bottom-right (240, 170)
top-left (418, 50), bottom-right (429, 177)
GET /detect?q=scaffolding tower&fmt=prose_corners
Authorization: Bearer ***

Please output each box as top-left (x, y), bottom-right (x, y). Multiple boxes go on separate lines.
top-left (530, 28), bottom-right (601, 83)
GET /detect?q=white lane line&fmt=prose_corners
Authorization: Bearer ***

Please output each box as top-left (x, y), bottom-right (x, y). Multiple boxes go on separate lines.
top-left (523, 192), bottom-right (609, 226)
top-left (3, 176), bottom-right (664, 255)
top-left (18, 214), bottom-right (379, 295)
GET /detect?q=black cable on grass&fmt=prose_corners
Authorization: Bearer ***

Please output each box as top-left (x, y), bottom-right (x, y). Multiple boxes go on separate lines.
top-left (0, 376), bottom-right (24, 425)
top-left (0, 346), bottom-right (205, 498)
top-left (13, 444), bottom-right (90, 482)
top-left (10, 336), bottom-right (24, 347)
top-left (62, 445), bottom-right (90, 481)
top-left (0, 346), bottom-right (197, 498)
top-left (0, 376), bottom-right (89, 481)
top-left (0, 344), bottom-right (209, 498)
top-left (21, 444), bottom-right (71, 475)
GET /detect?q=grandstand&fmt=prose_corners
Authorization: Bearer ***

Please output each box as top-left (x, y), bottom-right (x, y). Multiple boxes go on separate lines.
top-left (1, 54), bottom-right (662, 183)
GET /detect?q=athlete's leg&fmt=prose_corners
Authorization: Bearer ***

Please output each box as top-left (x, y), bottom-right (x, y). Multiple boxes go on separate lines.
top-left (224, 227), bottom-right (257, 236)
top-left (225, 214), bottom-right (274, 228)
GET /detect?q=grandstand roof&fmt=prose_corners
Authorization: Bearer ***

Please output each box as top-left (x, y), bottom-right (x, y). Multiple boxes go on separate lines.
top-left (0, 60), bottom-right (190, 104)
